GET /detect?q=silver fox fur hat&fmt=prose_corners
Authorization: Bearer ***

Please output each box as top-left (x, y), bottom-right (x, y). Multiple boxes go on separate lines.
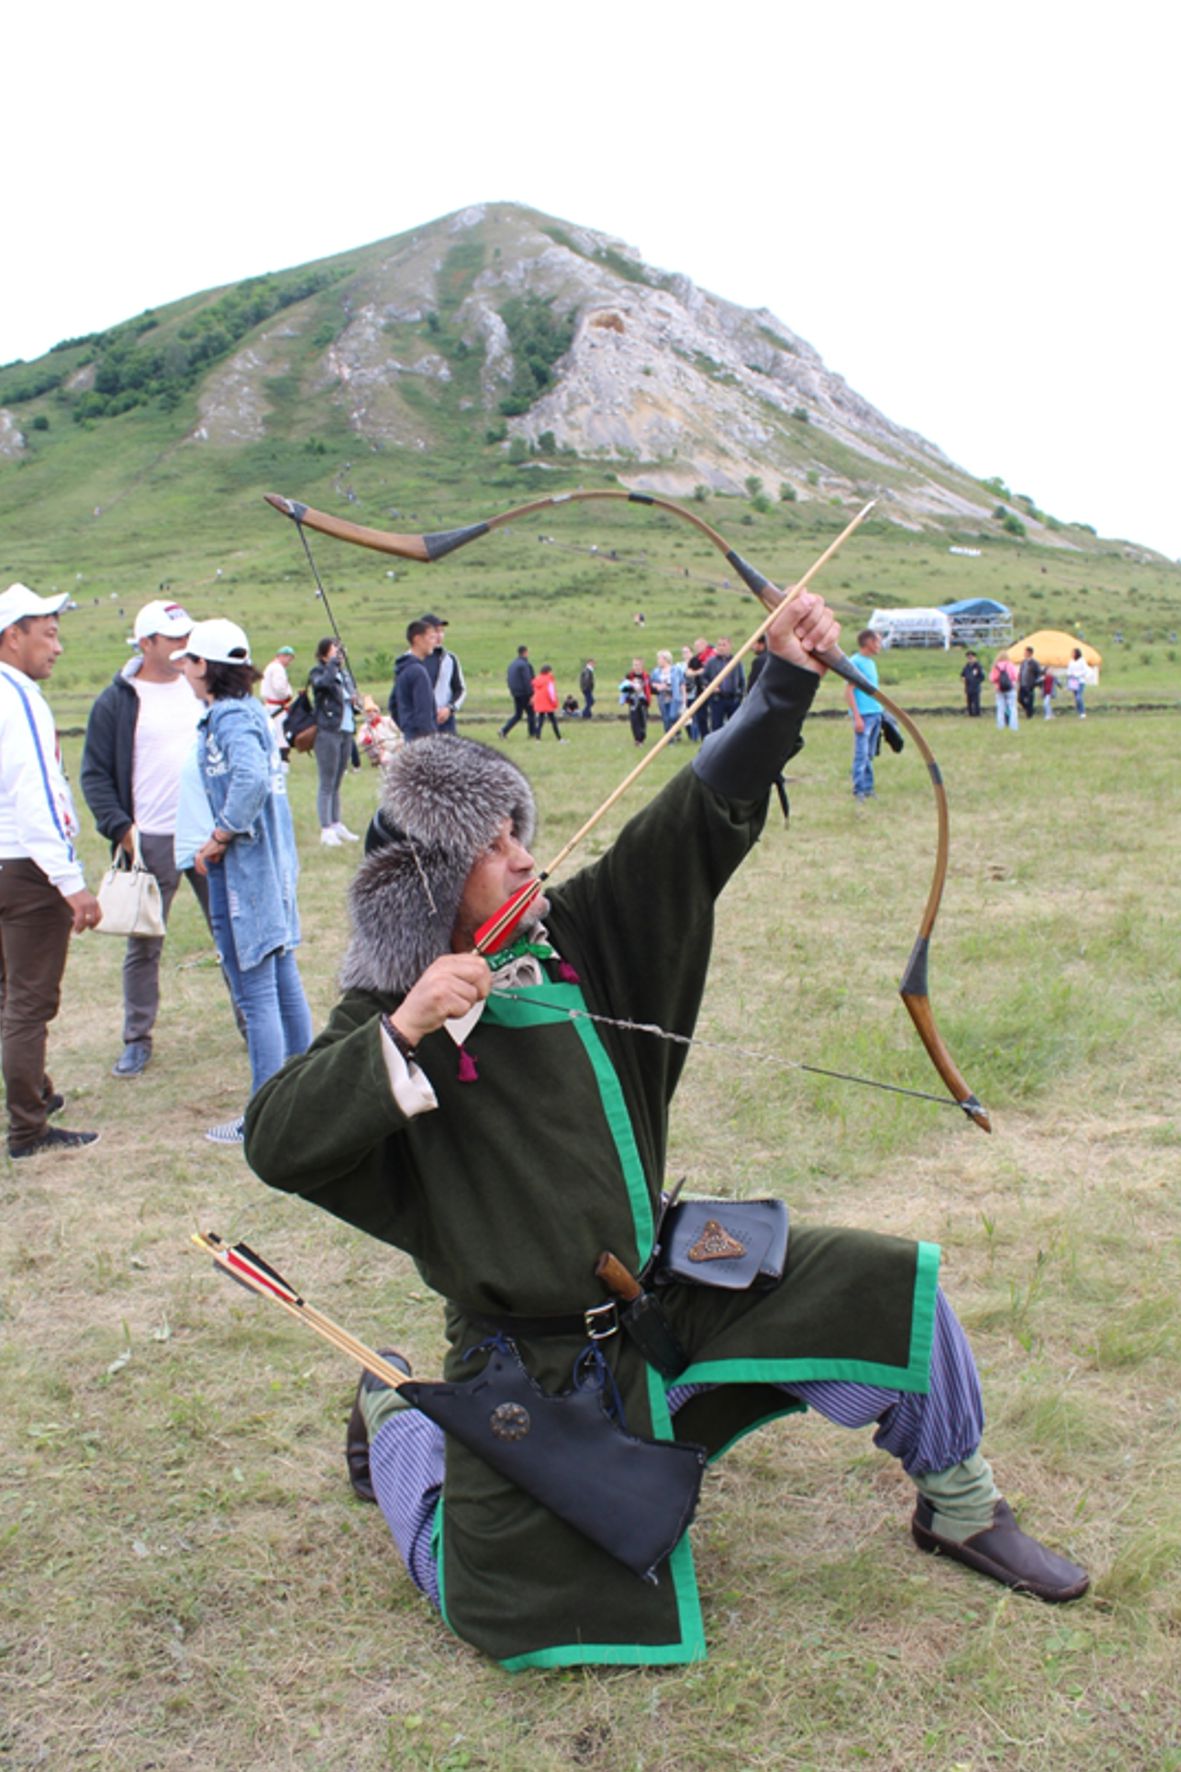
top-left (340, 736), bottom-right (536, 998)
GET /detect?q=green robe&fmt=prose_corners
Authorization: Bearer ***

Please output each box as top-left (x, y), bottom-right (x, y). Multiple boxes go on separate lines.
top-left (246, 665), bottom-right (938, 1667)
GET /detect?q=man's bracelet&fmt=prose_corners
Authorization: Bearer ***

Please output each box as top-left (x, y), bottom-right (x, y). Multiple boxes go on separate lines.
top-left (382, 1015), bottom-right (419, 1065)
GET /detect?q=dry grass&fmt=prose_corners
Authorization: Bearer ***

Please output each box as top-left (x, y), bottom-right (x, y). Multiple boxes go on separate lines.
top-left (3, 706), bottom-right (1180, 1771)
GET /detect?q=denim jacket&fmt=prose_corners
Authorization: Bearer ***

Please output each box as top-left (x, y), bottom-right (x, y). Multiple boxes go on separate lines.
top-left (197, 696), bottom-right (302, 970)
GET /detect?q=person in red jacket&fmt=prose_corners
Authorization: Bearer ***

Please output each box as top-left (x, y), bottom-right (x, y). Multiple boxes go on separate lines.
top-left (530, 664), bottom-right (564, 742)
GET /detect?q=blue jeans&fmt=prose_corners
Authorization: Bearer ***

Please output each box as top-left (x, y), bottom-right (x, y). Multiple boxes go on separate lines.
top-left (207, 866), bottom-right (313, 1097)
top-left (852, 713), bottom-right (882, 796)
top-left (995, 690), bottom-right (1018, 730)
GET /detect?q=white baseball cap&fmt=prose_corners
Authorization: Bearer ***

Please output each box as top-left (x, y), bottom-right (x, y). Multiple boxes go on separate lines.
top-left (130, 599), bottom-right (193, 644)
top-left (0, 583), bottom-right (70, 634)
top-left (172, 618), bottom-right (252, 665)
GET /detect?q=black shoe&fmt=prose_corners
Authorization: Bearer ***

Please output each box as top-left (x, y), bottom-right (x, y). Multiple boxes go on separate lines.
top-left (43, 1089), bottom-right (65, 1116)
top-left (346, 1350), bottom-right (411, 1502)
top-left (912, 1496), bottom-right (1089, 1602)
top-left (9, 1127), bottom-right (101, 1161)
top-left (112, 1041), bottom-right (151, 1078)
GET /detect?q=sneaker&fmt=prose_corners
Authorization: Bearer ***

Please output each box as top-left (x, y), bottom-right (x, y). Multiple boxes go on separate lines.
top-left (332, 823), bottom-right (360, 842)
top-left (320, 828), bottom-right (343, 848)
top-left (42, 1088), bottom-right (65, 1116)
top-left (9, 1126), bottom-right (100, 1160)
top-left (204, 1116), bottom-right (245, 1146)
top-left (112, 1040), bottom-right (151, 1078)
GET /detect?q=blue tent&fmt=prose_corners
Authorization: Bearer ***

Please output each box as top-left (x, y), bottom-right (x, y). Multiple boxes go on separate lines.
top-left (941, 597), bottom-right (1010, 617)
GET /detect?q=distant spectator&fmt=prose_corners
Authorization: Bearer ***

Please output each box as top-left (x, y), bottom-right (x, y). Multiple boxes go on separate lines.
top-left (620, 659), bottom-right (651, 746)
top-left (1065, 649), bottom-right (1088, 718)
top-left (579, 658), bottom-right (596, 719)
top-left (310, 637), bottom-right (360, 846)
top-left (420, 612), bottom-right (465, 735)
top-left (960, 651), bottom-right (984, 717)
top-left (845, 629), bottom-right (884, 800)
top-left (1017, 648), bottom-right (1043, 720)
top-left (391, 621), bottom-right (438, 746)
top-left (651, 648), bottom-right (686, 734)
top-left (684, 636), bottom-right (714, 742)
top-left (1042, 668), bottom-right (1055, 719)
top-left (703, 637), bottom-right (744, 730)
top-left (261, 644), bottom-right (297, 759)
top-left (989, 656), bottom-right (1019, 731)
top-left (499, 645), bottom-right (536, 739)
top-left (530, 664), bottom-right (564, 742)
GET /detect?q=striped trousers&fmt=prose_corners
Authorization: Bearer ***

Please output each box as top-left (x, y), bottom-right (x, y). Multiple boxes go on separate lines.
top-left (370, 1286), bottom-right (984, 1609)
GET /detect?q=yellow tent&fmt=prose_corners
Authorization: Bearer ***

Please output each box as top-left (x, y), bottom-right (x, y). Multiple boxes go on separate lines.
top-left (1002, 630), bottom-right (1102, 672)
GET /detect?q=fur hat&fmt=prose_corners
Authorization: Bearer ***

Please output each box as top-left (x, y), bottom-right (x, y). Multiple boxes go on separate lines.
top-left (341, 737), bottom-right (536, 998)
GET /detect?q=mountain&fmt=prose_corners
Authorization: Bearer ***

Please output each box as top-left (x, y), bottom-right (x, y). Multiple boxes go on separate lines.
top-left (0, 202), bottom-right (1135, 552)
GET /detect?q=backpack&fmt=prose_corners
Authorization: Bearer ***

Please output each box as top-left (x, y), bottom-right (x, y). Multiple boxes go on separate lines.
top-left (283, 689), bottom-right (318, 753)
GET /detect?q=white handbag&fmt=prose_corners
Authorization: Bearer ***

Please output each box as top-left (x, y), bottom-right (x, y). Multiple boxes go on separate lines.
top-left (97, 830), bottom-right (166, 938)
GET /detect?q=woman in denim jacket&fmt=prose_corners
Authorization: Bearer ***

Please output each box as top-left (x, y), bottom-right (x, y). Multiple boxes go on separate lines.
top-left (176, 618), bottom-right (313, 1146)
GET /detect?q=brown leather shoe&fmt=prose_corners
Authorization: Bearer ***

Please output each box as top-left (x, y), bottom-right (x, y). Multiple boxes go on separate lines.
top-left (345, 1351), bottom-right (411, 1503)
top-left (912, 1496), bottom-right (1089, 1602)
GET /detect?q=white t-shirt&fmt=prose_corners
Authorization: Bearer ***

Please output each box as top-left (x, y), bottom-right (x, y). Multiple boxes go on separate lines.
top-left (132, 676), bottom-right (202, 835)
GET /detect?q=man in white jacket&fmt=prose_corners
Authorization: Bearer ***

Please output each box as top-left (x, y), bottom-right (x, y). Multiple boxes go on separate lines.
top-left (0, 585), bottom-right (102, 1158)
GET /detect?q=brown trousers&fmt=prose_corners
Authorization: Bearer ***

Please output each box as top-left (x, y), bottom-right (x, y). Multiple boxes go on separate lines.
top-left (0, 857), bottom-right (74, 1151)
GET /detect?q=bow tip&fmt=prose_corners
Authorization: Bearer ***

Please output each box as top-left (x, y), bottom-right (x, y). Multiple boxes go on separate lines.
top-left (264, 492), bottom-right (305, 522)
top-left (961, 1095), bottom-right (992, 1134)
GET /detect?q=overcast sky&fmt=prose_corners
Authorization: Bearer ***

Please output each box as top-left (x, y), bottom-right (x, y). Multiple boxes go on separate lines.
top-left (6, 2), bottom-right (1177, 558)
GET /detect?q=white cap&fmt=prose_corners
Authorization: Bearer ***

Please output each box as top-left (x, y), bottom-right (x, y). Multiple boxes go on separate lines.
top-left (172, 617), bottom-right (252, 665)
top-left (0, 582), bottom-right (70, 634)
top-left (130, 599), bottom-right (193, 644)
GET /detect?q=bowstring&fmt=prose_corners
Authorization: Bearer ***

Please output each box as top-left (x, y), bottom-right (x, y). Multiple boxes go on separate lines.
top-left (496, 989), bottom-right (964, 1111)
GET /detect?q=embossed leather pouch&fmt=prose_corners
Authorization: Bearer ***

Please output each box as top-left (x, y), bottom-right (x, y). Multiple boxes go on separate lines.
top-left (654, 1198), bottom-right (789, 1291)
top-left (399, 1345), bottom-right (707, 1580)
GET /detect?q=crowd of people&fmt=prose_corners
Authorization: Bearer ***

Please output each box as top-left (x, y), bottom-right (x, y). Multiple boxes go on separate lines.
top-left (962, 646), bottom-right (1091, 727)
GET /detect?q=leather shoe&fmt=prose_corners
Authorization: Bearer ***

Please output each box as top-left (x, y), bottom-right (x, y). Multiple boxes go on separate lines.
top-left (112, 1041), bottom-right (151, 1078)
top-left (346, 1350), bottom-right (411, 1503)
top-left (912, 1496), bottom-right (1089, 1602)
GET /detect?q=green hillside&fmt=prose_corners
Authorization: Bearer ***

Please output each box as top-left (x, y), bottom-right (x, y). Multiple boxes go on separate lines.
top-left (1, 206), bottom-right (1178, 726)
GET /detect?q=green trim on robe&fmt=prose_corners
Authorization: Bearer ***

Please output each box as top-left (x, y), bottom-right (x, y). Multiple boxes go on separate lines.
top-left (443, 984), bottom-right (707, 1670)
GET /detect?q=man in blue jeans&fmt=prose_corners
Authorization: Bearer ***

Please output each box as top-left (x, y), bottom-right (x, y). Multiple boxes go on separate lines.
top-left (845, 629), bottom-right (884, 800)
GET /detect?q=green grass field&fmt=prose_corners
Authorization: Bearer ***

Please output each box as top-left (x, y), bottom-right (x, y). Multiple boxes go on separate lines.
top-left (3, 661), bottom-right (1180, 1766)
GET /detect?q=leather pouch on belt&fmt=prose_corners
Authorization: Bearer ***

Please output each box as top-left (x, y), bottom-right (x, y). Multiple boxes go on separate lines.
top-left (653, 1197), bottom-right (789, 1291)
top-left (399, 1344), bottom-right (706, 1581)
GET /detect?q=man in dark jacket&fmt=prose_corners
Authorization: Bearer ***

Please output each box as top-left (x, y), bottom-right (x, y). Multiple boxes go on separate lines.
top-left (1018, 648), bottom-right (1044, 720)
top-left (499, 644), bottom-right (536, 739)
top-left (81, 599), bottom-right (235, 1076)
top-left (391, 621), bottom-right (437, 742)
top-left (419, 613), bottom-right (465, 736)
top-left (245, 584), bottom-right (1088, 1670)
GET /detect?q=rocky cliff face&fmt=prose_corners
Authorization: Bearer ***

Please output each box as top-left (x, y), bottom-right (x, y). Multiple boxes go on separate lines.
top-left (283, 202), bottom-right (1009, 533)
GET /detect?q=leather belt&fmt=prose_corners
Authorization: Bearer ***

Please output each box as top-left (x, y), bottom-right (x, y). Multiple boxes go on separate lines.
top-left (465, 1300), bottom-right (620, 1342)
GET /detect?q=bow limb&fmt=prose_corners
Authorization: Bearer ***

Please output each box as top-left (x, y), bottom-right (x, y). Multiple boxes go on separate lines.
top-left (815, 658), bottom-right (990, 1132)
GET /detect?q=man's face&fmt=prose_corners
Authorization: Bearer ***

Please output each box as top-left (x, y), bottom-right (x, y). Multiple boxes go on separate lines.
top-left (716, 638), bottom-right (732, 657)
top-left (427, 625), bottom-right (445, 650)
top-left (452, 817), bottom-right (546, 951)
top-left (141, 631), bottom-right (188, 677)
top-left (1, 616), bottom-right (62, 680)
top-left (410, 630), bottom-right (433, 659)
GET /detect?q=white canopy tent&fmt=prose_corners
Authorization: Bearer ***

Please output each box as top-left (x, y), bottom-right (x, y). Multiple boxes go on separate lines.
top-left (867, 608), bottom-right (952, 649)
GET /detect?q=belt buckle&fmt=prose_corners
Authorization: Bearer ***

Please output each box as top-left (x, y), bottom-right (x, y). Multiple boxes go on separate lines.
top-left (584, 1300), bottom-right (619, 1341)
